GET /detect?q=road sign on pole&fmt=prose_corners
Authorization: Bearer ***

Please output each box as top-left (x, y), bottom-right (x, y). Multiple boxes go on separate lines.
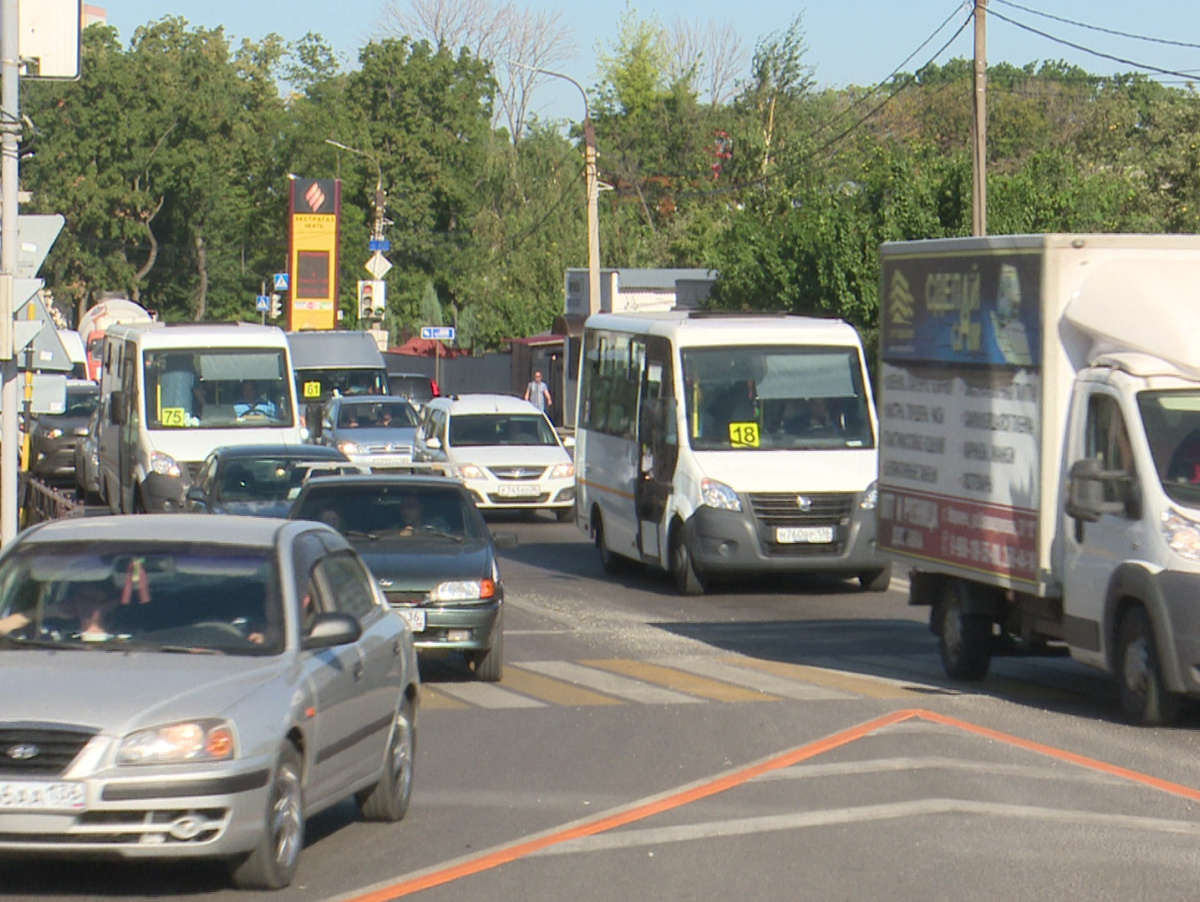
top-left (420, 326), bottom-right (455, 341)
top-left (273, 272), bottom-right (289, 291)
top-left (255, 295), bottom-right (270, 313)
top-left (364, 251), bottom-right (392, 279)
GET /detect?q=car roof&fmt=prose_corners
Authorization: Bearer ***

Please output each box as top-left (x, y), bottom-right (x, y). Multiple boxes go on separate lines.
top-left (429, 393), bottom-right (541, 415)
top-left (330, 396), bottom-right (414, 408)
top-left (212, 443), bottom-right (348, 461)
top-left (16, 513), bottom-right (318, 549)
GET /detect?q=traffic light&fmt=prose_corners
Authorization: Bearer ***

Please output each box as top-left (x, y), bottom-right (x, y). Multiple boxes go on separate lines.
top-left (270, 294), bottom-right (282, 319)
top-left (358, 280), bottom-right (386, 319)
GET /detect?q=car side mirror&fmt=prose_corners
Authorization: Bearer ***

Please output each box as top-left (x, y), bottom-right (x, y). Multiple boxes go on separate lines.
top-left (425, 436), bottom-right (442, 450)
top-left (561, 434), bottom-right (576, 450)
top-left (492, 531), bottom-right (519, 550)
top-left (184, 486), bottom-right (207, 507)
top-left (302, 611), bottom-right (362, 650)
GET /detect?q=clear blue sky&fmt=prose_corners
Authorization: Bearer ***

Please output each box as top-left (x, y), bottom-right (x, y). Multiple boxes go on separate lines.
top-left (100, 0), bottom-right (1199, 119)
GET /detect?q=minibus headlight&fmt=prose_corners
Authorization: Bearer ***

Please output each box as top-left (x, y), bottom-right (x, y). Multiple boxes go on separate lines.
top-left (149, 450), bottom-right (182, 478)
top-left (859, 481), bottom-right (879, 511)
top-left (1163, 509), bottom-right (1200, 561)
top-left (700, 478), bottom-right (741, 512)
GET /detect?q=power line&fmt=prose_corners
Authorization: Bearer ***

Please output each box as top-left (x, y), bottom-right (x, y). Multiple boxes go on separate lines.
top-left (990, 0), bottom-right (1200, 52)
top-left (987, 7), bottom-right (1200, 81)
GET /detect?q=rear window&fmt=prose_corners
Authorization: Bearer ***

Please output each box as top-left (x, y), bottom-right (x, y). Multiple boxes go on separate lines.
top-left (390, 375), bottom-right (435, 403)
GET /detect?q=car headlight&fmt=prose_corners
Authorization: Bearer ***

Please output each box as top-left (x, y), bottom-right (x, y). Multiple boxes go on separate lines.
top-left (337, 440), bottom-right (362, 455)
top-left (549, 462), bottom-right (575, 479)
top-left (149, 450), bottom-right (182, 477)
top-left (859, 481), bottom-right (879, 511)
top-left (431, 579), bottom-right (496, 602)
top-left (458, 464), bottom-right (485, 480)
top-left (1163, 509), bottom-right (1200, 561)
top-left (700, 477), bottom-right (741, 512)
top-left (117, 719), bottom-right (236, 765)
top-left (44, 427), bottom-right (63, 440)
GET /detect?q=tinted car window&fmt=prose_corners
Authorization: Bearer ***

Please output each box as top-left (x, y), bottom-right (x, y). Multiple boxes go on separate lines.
top-left (391, 375), bottom-right (435, 403)
top-left (314, 553), bottom-right (377, 619)
top-left (448, 413), bottom-right (558, 447)
top-left (336, 400), bottom-right (418, 429)
top-left (293, 484), bottom-right (479, 542)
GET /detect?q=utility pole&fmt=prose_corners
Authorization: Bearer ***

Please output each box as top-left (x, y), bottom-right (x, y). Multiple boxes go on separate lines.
top-left (972, 0), bottom-right (988, 237)
top-left (1, 0), bottom-right (21, 544)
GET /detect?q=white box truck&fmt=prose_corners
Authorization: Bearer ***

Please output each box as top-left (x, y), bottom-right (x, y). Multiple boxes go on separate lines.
top-left (877, 233), bottom-right (1200, 724)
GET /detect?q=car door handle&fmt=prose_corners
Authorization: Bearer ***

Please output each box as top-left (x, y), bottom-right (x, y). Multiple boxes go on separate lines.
top-left (353, 661), bottom-right (365, 681)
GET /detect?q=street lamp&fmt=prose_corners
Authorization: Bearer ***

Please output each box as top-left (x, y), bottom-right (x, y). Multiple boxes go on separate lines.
top-left (510, 64), bottom-right (601, 318)
top-left (326, 139), bottom-right (387, 250)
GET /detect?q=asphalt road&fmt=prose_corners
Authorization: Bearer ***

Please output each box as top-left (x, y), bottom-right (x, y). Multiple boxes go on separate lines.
top-left (6, 511), bottom-right (1200, 901)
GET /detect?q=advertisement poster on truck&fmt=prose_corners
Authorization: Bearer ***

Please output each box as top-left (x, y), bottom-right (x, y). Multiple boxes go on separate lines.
top-left (877, 249), bottom-right (1044, 587)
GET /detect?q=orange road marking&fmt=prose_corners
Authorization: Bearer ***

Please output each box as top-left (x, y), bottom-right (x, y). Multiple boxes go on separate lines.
top-left (338, 707), bottom-right (1200, 902)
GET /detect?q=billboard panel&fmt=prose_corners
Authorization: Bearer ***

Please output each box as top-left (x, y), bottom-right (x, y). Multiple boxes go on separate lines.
top-left (287, 178), bottom-right (341, 331)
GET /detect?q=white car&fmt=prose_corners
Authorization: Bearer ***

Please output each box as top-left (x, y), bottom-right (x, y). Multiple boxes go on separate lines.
top-left (414, 394), bottom-right (575, 520)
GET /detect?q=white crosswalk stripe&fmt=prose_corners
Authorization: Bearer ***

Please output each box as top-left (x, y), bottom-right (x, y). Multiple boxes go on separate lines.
top-left (517, 660), bottom-right (705, 704)
top-left (652, 655), bottom-right (856, 700)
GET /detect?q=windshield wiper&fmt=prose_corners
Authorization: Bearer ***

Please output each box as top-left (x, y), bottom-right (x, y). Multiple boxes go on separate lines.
top-left (345, 529), bottom-right (378, 540)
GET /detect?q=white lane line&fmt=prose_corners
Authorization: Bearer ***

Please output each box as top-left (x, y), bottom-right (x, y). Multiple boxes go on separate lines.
top-left (434, 682), bottom-right (547, 709)
top-left (756, 756), bottom-right (1129, 785)
top-left (531, 798), bottom-right (1200, 856)
top-left (519, 660), bottom-right (705, 704)
top-left (652, 656), bottom-right (857, 700)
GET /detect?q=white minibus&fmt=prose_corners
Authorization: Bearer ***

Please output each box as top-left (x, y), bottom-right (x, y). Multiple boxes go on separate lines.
top-left (575, 311), bottom-right (890, 594)
top-left (98, 322), bottom-right (304, 513)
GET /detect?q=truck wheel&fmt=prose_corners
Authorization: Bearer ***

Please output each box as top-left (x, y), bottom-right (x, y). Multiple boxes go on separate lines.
top-left (1116, 607), bottom-right (1179, 726)
top-left (938, 581), bottom-right (991, 681)
top-left (669, 524), bottom-right (706, 596)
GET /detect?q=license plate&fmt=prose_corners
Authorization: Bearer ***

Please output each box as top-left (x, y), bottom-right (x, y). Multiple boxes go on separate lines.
top-left (497, 483), bottom-right (540, 497)
top-left (776, 526), bottom-right (834, 544)
top-left (370, 456), bottom-right (414, 469)
top-left (397, 608), bottom-right (426, 632)
top-left (0, 780), bottom-right (87, 812)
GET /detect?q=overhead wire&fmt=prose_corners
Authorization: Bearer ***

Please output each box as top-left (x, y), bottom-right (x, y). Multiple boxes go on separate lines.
top-left (985, 7), bottom-right (1199, 81)
top-left (989, 0), bottom-right (1200, 52)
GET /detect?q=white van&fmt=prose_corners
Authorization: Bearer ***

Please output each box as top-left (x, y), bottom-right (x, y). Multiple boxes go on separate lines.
top-left (413, 394), bottom-right (575, 519)
top-left (97, 322), bottom-right (303, 513)
top-left (575, 310), bottom-right (890, 594)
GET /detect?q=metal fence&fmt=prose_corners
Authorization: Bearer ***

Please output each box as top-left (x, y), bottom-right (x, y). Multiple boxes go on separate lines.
top-left (19, 473), bottom-right (85, 527)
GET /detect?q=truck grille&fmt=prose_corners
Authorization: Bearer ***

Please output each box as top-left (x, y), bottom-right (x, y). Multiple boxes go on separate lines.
top-left (0, 724), bottom-right (98, 777)
top-left (748, 492), bottom-right (855, 557)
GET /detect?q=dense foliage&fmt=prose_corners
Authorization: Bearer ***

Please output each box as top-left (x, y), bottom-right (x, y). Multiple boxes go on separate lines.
top-left (19, 12), bottom-right (1200, 345)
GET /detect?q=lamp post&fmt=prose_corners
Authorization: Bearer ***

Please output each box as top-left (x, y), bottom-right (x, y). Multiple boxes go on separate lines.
top-left (326, 139), bottom-right (387, 254)
top-left (511, 64), bottom-right (601, 318)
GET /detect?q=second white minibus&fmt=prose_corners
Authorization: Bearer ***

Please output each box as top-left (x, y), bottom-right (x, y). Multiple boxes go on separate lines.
top-left (575, 310), bottom-right (890, 594)
top-left (98, 322), bottom-right (304, 513)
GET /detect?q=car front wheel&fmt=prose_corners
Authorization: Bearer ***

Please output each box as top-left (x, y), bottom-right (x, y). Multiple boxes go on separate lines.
top-left (229, 744), bottom-right (305, 890)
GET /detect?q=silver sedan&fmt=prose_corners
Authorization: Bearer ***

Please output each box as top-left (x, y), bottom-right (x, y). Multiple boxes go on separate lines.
top-left (0, 514), bottom-right (420, 889)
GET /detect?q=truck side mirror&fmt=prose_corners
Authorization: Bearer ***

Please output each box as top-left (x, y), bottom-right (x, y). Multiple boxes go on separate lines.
top-left (1066, 458), bottom-right (1137, 523)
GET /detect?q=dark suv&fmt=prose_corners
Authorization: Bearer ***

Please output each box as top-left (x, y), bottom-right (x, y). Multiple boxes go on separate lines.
top-left (389, 372), bottom-right (439, 407)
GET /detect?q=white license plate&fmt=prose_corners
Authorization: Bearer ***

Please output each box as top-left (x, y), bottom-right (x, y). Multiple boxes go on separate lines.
top-left (497, 483), bottom-right (540, 497)
top-left (370, 455), bottom-right (414, 469)
top-left (0, 780), bottom-right (87, 812)
top-left (776, 526), bottom-right (834, 544)
top-left (397, 608), bottom-right (426, 632)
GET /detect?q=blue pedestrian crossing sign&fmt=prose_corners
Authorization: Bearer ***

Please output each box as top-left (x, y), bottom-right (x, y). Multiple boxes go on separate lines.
top-left (273, 272), bottom-right (289, 291)
top-left (256, 295), bottom-right (271, 312)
